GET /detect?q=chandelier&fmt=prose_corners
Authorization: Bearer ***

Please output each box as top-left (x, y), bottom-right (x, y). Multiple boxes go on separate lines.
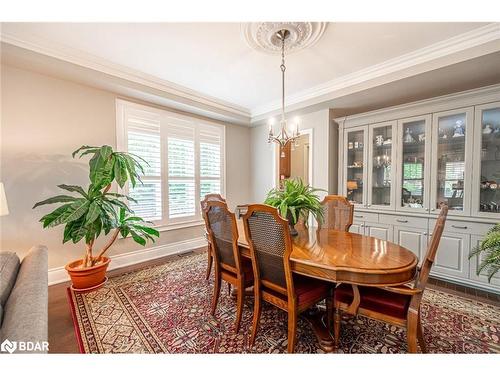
top-left (267, 29), bottom-right (300, 149)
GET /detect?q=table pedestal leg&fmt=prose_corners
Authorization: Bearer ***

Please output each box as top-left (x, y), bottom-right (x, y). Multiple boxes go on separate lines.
top-left (302, 307), bottom-right (336, 353)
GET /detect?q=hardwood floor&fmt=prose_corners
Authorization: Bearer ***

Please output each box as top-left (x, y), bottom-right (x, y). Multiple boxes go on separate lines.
top-left (48, 247), bottom-right (500, 354)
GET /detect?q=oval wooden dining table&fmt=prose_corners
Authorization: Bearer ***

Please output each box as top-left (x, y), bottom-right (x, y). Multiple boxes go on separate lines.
top-left (233, 220), bottom-right (418, 352)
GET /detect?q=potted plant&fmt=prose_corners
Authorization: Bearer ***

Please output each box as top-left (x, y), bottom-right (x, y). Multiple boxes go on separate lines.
top-left (469, 223), bottom-right (500, 282)
top-left (33, 145), bottom-right (159, 290)
top-left (264, 178), bottom-right (324, 235)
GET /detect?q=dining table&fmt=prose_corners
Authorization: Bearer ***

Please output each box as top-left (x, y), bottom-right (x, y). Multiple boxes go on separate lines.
top-left (234, 220), bottom-right (418, 352)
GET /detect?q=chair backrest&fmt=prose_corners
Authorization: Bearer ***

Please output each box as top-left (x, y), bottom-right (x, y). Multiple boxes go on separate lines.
top-left (416, 205), bottom-right (448, 289)
top-left (409, 205), bottom-right (448, 312)
top-left (318, 195), bottom-right (354, 231)
top-left (202, 200), bottom-right (241, 272)
top-left (200, 194), bottom-right (226, 210)
top-left (242, 204), bottom-right (295, 296)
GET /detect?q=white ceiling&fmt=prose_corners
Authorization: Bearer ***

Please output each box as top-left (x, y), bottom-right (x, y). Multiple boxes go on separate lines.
top-left (0, 22), bottom-right (490, 116)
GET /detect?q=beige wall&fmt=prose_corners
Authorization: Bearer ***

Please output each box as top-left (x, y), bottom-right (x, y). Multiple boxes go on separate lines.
top-left (0, 64), bottom-right (251, 269)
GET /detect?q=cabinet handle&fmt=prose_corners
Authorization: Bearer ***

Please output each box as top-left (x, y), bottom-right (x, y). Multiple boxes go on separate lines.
top-left (354, 215), bottom-right (364, 218)
top-left (423, 232), bottom-right (428, 235)
top-left (430, 208), bottom-right (436, 212)
top-left (451, 225), bottom-right (468, 230)
top-left (396, 219), bottom-right (408, 223)
top-left (367, 204), bottom-right (371, 207)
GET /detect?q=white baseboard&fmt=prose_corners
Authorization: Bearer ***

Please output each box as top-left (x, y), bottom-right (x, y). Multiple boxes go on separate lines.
top-left (48, 237), bottom-right (207, 286)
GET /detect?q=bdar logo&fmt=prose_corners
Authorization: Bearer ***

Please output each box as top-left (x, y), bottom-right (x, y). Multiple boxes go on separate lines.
top-left (1, 339), bottom-right (17, 353)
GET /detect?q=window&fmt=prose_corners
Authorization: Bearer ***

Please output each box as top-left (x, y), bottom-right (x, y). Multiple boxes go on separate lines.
top-left (117, 100), bottom-right (225, 228)
top-left (444, 161), bottom-right (465, 198)
top-left (403, 162), bottom-right (423, 196)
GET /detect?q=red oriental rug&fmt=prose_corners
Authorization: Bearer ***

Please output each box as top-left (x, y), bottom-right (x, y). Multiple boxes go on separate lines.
top-left (67, 252), bottom-right (500, 353)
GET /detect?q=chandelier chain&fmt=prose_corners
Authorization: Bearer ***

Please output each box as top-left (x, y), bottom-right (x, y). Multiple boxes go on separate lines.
top-left (267, 29), bottom-right (300, 149)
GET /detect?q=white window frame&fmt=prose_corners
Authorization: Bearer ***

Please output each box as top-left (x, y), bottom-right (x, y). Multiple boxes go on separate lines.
top-left (116, 99), bottom-right (226, 231)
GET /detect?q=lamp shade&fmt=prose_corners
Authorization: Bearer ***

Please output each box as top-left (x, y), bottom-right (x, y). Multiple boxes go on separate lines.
top-left (0, 182), bottom-right (9, 216)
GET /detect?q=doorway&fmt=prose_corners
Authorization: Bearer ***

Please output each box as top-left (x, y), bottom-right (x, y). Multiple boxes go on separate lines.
top-left (274, 129), bottom-right (313, 187)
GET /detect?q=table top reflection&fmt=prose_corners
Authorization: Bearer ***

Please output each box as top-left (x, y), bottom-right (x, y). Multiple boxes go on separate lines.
top-left (236, 220), bottom-right (418, 286)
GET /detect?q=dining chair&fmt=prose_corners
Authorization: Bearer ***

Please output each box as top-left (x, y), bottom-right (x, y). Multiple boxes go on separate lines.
top-left (333, 205), bottom-right (449, 353)
top-left (201, 194), bottom-right (226, 280)
top-left (242, 204), bottom-right (333, 353)
top-left (318, 195), bottom-right (354, 231)
top-left (202, 199), bottom-right (254, 333)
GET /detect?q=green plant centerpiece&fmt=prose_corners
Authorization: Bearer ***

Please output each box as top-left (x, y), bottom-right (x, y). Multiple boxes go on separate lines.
top-left (264, 178), bottom-right (324, 235)
top-left (469, 223), bottom-right (500, 282)
top-left (33, 145), bottom-right (159, 289)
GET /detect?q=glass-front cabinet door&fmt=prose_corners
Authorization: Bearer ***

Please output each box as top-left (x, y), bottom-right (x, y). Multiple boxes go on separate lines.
top-left (472, 102), bottom-right (500, 218)
top-left (430, 108), bottom-right (473, 216)
top-left (344, 126), bottom-right (368, 207)
top-left (368, 121), bottom-right (396, 209)
top-left (396, 115), bottom-right (431, 213)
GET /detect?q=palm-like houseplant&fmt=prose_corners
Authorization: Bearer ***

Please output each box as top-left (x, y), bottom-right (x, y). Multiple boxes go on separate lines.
top-left (33, 145), bottom-right (159, 289)
top-left (469, 223), bottom-right (500, 282)
top-left (264, 178), bottom-right (324, 235)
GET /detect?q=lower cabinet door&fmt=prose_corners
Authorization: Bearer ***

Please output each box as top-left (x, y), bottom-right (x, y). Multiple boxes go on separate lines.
top-left (431, 231), bottom-right (470, 280)
top-left (364, 222), bottom-right (393, 241)
top-left (469, 235), bottom-right (500, 288)
top-left (349, 222), bottom-right (364, 234)
top-left (393, 225), bottom-right (427, 266)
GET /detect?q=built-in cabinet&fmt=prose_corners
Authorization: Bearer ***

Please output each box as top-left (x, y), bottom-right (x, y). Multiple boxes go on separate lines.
top-left (339, 85), bottom-right (500, 293)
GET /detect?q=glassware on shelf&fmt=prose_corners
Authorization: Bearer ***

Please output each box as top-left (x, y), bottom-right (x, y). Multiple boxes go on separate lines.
top-left (478, 107), bottom-right (500, 214)
top-left (346, 129), bottom-right (365, 205)
top-left (435, 112), bottom-right (467, 211)
top-left (371, 125), bottom-right (393, 206)
top-left (400, 120), bottom-right (426, 209)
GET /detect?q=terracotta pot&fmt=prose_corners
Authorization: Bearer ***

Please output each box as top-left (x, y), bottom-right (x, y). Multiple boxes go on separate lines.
top-left (65, 257), bottom-right (111, 290)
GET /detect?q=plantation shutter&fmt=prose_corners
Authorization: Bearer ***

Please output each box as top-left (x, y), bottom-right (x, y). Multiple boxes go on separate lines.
top-left (199, 123), bottom-right (223, 200)
top-left (126, 110), bottom-right (162, 221)
top-left (117, 99), bottom-right (225, 227)
top-left (166, 116), bottom-right (196, 220)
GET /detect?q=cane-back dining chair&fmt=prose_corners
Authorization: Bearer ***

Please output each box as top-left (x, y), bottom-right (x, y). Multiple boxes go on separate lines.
top-left (318, 195), bottom-right (354, 231)
top-left (333, 205), bottom-right (449, 353)
top-left (242, 204), bottom-right (333, 353)
top-left (201, 194), bottom-right (226, 280)
top-left (202, 200), bottom-right (253, 333)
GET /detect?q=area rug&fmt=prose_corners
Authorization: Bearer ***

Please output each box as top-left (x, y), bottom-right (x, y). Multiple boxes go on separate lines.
top-left (67, 252), bottom-right (500, 354)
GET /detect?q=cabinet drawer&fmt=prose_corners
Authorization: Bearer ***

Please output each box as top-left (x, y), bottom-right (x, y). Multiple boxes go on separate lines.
top-left (352, 211), bottom-right (378, 222)
top-left (379, 214), bottom-right (428, 229)
top-left (429, 219), bottom-right (493, 236)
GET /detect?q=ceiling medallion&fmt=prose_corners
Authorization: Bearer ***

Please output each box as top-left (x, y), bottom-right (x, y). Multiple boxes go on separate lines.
top-left (242, 22), bottom-right (328, 54)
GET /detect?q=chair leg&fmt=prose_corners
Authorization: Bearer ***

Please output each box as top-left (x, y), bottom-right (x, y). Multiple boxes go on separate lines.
top-left (287, 304), bottom-right (298, 353)
top-left (211, 269), bottom-right (221, 316)
top-left (407, 313), bottom-right (418, 353)
top-left (333, 308), bottom-right (341, 349)
top-left (249, 291), bottom-right (262, 347)
top-left (417, 313), bottom-right (427, 353)
top-left (205, 246), bottom-right (213, 281)
top-left (228, 283), bottom-right (232, 296)
top-left (234, 279), bottom-right (244, 333)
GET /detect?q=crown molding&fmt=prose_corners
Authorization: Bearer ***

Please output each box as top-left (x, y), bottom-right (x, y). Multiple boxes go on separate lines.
top-left (0, 30), bottom-right (252, 124)
top-left (2, 24), bottom-right (499, 126)
top-left (251, 23), bottom-right (500, 121)
top-left (335, 83), bottom-right (500, 128)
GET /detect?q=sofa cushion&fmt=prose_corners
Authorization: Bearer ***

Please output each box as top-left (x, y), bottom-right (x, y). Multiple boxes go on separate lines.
top-left (0, 246), bottom-right (48, 352)
top-left (0, 252), bottom-right (20, 312)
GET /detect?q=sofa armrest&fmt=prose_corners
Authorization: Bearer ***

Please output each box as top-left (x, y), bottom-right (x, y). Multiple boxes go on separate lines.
top-left (0, 246), bottom-right (48, 353)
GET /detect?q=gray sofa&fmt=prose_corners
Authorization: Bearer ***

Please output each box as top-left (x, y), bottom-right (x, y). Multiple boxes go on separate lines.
top-left (0, 246), bottom-right (48, 353)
